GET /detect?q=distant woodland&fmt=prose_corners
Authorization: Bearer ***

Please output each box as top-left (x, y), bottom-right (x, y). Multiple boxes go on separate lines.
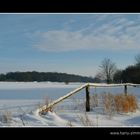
top-left (1, 55), bottom-right (140, 83)
top-left (96, 54), bottom-right (140, 84)
top-left (0, 71), bottom-right (94, 82)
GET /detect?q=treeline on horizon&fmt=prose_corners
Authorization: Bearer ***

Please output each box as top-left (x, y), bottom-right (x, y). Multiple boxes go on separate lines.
top-left (1, 54), bottom-right (140, 83)
top-left (112, 54), bottom-right (140, 84)
top-left (0, 71), bottom-right (94, 82)
top-left (93, 54), bottom-right (140, 84)
top-left (114, 65), bottom-right (140, 84)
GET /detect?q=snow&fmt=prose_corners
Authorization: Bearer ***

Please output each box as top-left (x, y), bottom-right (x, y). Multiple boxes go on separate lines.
top-left (0, 82), bottom-right (140, 127)
top-left (0, 99), bottom-right (140, 127)
top-left (0, 82), bottom-right (83, 90)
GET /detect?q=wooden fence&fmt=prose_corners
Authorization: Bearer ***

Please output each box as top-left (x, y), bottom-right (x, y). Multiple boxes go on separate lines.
top-left (38, 83), bottom-right (140, 115)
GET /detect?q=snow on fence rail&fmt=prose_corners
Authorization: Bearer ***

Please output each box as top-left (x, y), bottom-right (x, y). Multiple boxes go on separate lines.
top-left (38, 83), bottom-right (140, 115)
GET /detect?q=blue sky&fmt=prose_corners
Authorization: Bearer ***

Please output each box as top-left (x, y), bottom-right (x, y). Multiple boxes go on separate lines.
top-left (0, 13), bottom-right (140, 77)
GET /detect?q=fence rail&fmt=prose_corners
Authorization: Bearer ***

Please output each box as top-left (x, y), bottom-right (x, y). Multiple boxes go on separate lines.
top-left (89, 83), bottom-right (140, 87)
top-left (38, 83), bottom-right (140, 115)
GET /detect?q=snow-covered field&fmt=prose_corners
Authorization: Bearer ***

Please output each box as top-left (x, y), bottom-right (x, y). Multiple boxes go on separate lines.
top-left (0, 82), bottom-right (82, 89)
top-left (0, 82), bottom-right (140, 127)
top-left (0, 99), bottom-right (140, 127)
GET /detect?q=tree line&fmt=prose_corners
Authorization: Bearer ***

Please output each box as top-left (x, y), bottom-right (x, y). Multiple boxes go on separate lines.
top-left (1, 55), bottom-right (139, 84)
top-left (0, 71), bottom-right (94, 83)
top-left (96, 54), bottom-right (140, 84)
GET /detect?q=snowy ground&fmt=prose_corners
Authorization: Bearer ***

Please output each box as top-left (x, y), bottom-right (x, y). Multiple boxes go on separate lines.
top-left (0, 82), bottom-right (83, 89)
top-left (0, 99), bottom-right (140, 127)
top-left (0, 82), bottom-right (140, 127)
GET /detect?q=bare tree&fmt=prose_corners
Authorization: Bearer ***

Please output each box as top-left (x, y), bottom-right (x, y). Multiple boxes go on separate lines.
top-left (99, 58), bottom-right (117, 84)
top-left (135, 54), bottom-right (140, 66)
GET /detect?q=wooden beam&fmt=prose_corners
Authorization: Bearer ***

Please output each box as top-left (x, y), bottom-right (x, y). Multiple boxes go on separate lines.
top-left (124, 85), bottom-right (127, 96)
top-left (39, 83), bottom-right (88, 114)
top-left (89, 83), bottom-right (140, 87)
top-left (86, 85), bottom-right (90, 112)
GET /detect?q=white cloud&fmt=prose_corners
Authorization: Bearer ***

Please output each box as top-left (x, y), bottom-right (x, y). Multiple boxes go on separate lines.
top-left (34, 30), bottom-right (140, 52)
top-left (33, 15), bottom-right (140, 52)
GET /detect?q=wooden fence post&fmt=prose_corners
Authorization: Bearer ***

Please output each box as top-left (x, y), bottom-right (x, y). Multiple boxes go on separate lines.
top-left (124, 85), bottom-right (127, 96)
top-left (86, 85), bottom-right (90, 112)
